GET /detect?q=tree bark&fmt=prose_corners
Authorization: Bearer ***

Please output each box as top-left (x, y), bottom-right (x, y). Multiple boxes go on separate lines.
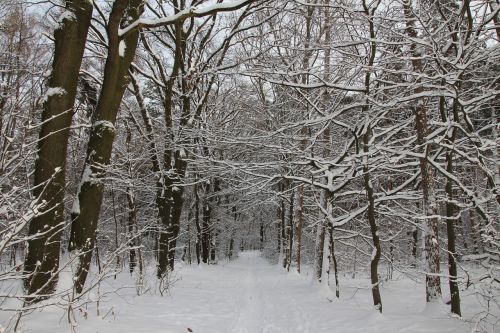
top-left (24, 0), bottom-right (93, 301)
top-left (68, 0), bottom-right (144, 294)
top-left (286, 188), bottom-right (295, 271)
top-left (439, 94), bottom-right (461, 316)
top-left (361, 0), bottom-right (382, 312)
top-left (315, 0), bottom-right (331, 283)
top-left (403, 0), bottom-right (442, 303)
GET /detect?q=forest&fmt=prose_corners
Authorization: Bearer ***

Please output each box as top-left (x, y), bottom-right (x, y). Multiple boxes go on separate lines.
top-left (0, 0), bottom-right (499, 332)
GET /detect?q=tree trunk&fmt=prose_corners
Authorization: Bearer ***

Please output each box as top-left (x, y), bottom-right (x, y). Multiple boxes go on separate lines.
top-left (201, 191), bottom-right (211, 264)
top-left (126, 185), bottom-right (138, 274)
top-left (328, 226), bottom-right (340, 298)
top-left (362, 0), bottom-right (382, 312)
top-left (440, 95), bottom-right (461, 316)
top-left (315, 220), bottom-right (326, 282)
top-left (295, 185), bottom-right (303, 273)
top-left (403, 0), bottom-right (442, 303)
top-left (68, 0), bottom-right (144, 294)
top-left (195, 181), bottom-right (202, 265)
top-left (286, 188), bottom-right (295, 271)
top-left (363, 146), bottom-right (382, 312)
top-left (24, 0), bottom-right (93, 301)
top-left (315, 0), bottom-right (331, 283)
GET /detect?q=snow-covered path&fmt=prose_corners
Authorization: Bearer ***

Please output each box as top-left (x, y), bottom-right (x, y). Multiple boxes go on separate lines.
top-left (5, 251), bottom-right (475, 333)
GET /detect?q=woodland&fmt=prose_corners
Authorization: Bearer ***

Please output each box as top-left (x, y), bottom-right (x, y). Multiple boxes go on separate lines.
top-left (0, 0), bottom-right (499, 332)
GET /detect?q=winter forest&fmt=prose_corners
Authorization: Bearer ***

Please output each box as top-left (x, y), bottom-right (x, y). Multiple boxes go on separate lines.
top-left (0, 0), bottom-right (499, 332)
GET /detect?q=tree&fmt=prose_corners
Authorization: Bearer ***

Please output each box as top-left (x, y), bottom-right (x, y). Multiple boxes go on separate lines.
top-left (23, 0), bottom-right (93, 301)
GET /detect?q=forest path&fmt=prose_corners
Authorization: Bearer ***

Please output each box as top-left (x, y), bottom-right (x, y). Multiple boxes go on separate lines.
top-left (14, 251), bottom-right (473, 333)
top-left (85, 250), bottom-right (466, 333)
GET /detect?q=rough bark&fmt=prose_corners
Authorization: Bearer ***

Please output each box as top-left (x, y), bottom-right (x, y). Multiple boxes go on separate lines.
top-left (195, 181), bottom-right (202, 265)
top-left (439, 95), bottom-right (461, 315)
top-left (68, 0), bottom-right (144, 294)
top-left (24, 0), bottom-right (93, 301)
top-left (286, 188), bottom-right (295, 271)
top-left (361, 0), bottom-right (382, 312)
top-left (328, 225), bottom-right (340, 298)
top-left (403, 0), bottom-right (442, 303)
top-left (201, 187), bottom-right (211, 264)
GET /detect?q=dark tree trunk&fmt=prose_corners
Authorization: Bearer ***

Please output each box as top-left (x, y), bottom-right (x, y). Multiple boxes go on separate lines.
top-left (328, 226), bottom-right (340, 298)
top-left (286, 188), bottom-right (295, 271)
top-left (277, 202), bottom-right (282, 255)
top-left (229, 207), bottom-right (236, 261)
top-left (295, 185), bottom-right (304, 273)
top-left (315, 221), bottom-right (326, 282)
top-left (361, 0), bottom-right (382, 312)
top-left (126, 185), bottom-right (137, 274)
top-left (280, 184), bottom-right (286, 264)
top-left (403, 0), bottom-right (442, 303)
top-left (24, 0), bottom-right (93, 301)
top-left (155, 18), bottom-right (189, 276)
top-left (201, 196), bottom-right (211, 264)
top-left (260, 221), bottom-right (264, 251)
top-left (363, 152), bottom-right (382, 312)
top-left (68, 0), bottom-right (144, 294)
top-left (195, 182), bottom-right (202, 265)
top-left (440, 96), bottom-right (461, 316)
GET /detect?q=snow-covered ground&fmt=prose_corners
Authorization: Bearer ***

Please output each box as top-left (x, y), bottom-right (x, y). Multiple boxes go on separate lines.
top-left (0, 251), bottom-right (492, 332)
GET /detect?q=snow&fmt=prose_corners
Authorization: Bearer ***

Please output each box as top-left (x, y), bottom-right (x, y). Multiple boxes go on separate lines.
top-left (71, 165), bottom-right (92, 215)
top-left (119, 0), bottom-right (253, 37)
top-left (93, 120), bottom-right (115, 131)
top-left (42, 87), bottom-right (67, 102)
top-left (0, 251), bottom-right (482, 333)
top-left (119, 40), bottom-right (126, 57)
top-left (57, 10), bottom-right (76, 28)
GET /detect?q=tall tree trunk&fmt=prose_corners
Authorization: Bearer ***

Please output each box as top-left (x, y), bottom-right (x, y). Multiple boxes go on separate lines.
top-left (315, 220), bottom-right (326, 282)
top-left (286, 188), bottom-right (295, 271)
top-left (124, 122), bottom-right (138, 274)
top-left (201, 186), bottom-right (211, 264)
top-left (24, 0), bottom-right (93, 301)
top-left (363, 144), bottom-right (382, 312)
top-left (279, 181), bottom-right (287, 267)
top-left (130, 72), bottom-right (164, 276)
top-left (155, 18), bottom-right (188, 275)
top-left (68, 0), bottom-right (144, 294)
top-left (294, 0), bottom-right (314, 276)
top-left (195, 181), bottom-right (202, 265)
top-left (277, 197), bottom-right (282, 257)
top-left (260, 220), bottom-right (265, 251)
top-left (315, 0), bottom-right (331, 283)
top-left (439, 95), bottom-right (461, 315)
top-left (403, 0), bottom-right (442, 303)
top-left (295, 185), bottom-right (304, 273)
top-left (126, 185), bottom-right (138, 274)
top-left (328, 225), bottom-right (340, 298)
top-left (361, 0), bottom-right (382, 312)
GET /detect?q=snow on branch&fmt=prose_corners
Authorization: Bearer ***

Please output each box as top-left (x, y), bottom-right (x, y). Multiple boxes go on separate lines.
top-left (119, 0), bottom-right (259, 37)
